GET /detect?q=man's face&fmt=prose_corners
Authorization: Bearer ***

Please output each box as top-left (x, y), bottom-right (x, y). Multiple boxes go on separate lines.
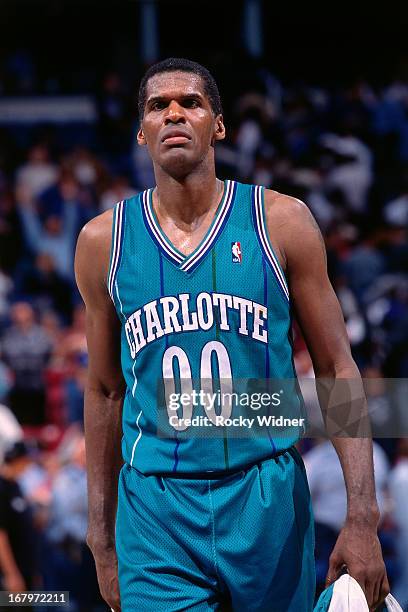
top-left (138, 71), bottom-right (225, 178)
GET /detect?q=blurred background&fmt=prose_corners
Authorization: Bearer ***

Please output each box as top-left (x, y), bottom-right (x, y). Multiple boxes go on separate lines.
top-left (0, 0), bottom-right (407, 610)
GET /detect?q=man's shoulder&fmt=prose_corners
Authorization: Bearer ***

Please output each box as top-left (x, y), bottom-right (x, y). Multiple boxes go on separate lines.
top-left (79, 192), bottom-right (141, 247)
top-left (258, 187), bottom-right (321, 251)
top-left (79, 208), bottom-right (114, 247)
top-left (235, 179), bottom-right (310, 222)
top-left (75, 209), bottom-right (115, 294)
top-left (263, 188), bottom-right (311, 227)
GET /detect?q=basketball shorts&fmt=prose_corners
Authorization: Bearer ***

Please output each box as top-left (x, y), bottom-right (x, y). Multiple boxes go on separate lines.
top-left (116, 447), bottom-right (315, 611)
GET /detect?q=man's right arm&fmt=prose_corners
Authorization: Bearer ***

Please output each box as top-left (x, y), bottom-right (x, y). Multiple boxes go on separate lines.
top-left (75, 210), bottom-right (125, 612)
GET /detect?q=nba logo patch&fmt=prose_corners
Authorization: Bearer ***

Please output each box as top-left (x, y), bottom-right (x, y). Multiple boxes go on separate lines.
top-left (231, 241), bottom-right (242, 263)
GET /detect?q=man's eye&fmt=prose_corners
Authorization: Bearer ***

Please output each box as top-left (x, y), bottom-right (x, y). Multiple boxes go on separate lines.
top-left (152, 101), bottom-right (165, 110)
top-left (184, 99), bottom-right (199, 108)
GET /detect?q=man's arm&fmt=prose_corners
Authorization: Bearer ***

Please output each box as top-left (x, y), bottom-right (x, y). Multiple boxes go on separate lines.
top-left (75, 210), bottom-right (125, 612)
top-left (265, 191), bottom-right (389, 610)
top-left (17, 198), bottom-right (43, 254)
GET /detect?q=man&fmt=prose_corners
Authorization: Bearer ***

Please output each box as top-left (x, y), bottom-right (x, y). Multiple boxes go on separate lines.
top-left (2, 302), bottom-right (52, 425)
top-left (75, 58), bottom-right (389, 611)
top-left (0, 442), bottom-right (39, 598)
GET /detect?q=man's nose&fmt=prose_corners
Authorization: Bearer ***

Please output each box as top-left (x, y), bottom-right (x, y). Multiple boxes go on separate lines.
top-left (164, 100), bottom-right (186, 124)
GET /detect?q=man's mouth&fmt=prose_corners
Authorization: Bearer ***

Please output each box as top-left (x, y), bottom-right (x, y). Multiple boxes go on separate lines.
top-left (161, 130), bottom-right (191, 145)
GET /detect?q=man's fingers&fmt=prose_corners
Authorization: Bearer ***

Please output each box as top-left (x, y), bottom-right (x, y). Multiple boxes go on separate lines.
top-left (377, 573), bottom-right (390, 607)
top-left (365, 566), bottom-right (389, 611)
top-left (370, 575), bottom-right (382, 611)
top-left (364, 575), bottom-right (376, 611)
top-left (325, 554), bottom-right (342, 588)
top-left (372, 569), bottom-right (389, 611)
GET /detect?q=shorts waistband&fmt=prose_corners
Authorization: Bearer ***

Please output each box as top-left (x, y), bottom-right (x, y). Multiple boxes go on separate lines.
top-left (130, 446), bottom-right (296, 480)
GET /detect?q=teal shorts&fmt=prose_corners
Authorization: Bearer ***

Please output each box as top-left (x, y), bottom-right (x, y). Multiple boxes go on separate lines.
top-left (116, 447), bottom-right (315, 611)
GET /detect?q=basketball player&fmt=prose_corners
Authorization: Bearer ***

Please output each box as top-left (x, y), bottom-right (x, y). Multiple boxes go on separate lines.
top-left (75, 58), bottom-right (389, 611)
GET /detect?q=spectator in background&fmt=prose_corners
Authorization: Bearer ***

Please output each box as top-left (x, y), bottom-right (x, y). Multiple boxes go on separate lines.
top-left (100, 175), bottom-right (135, 212)
top-left (58, 305), bottom-right (87, 424)
top-left (383, 284), bottom-right (408, 377)
top-left (64, 351), bottom-right (87, 426)
top-left (59, 304), bottom-right (86, 358)
top-left (0, 441), bottom-right (39, 593)
top-left (0, 265), bottom-right (13, 325)
top-left (16, 177), bottom-right (81, 282)
top-left (4, 440), bottom-right (50, 510)
top-left (45, 433), bottom-right (103, 611)
top-left (47, 434), bottom-right (87, 549)
top-left (389, 439), bottom-right (408, 610)
top-left (0, 360), bottom-right (12, 403)
top-left (15, 144), bottom-right (58, 200)
top-left (38, 168), bottom-right (97, 227)
top-left (131, 138), bottom-right (155, 189)
top-left (343, 227), bottom-right (386, 304)
top-left (17, 253), bottom-right (74, 324)
top-left (382, 210), bottom-right (408, 276)
top-left (66, 147), bottom-right (106, 194)
top-left (234, 102), bottom-right (264, 180)
top-left (0, 188), bottom-right (23, 274)
top-left (321, 133), bottom-right (373, 214)
top-left (0, 404), bottom-right (22, 464)
top-left (384, 190), bottom-right (408, 229)
top-left (1, 302), bottom-right (52, 425)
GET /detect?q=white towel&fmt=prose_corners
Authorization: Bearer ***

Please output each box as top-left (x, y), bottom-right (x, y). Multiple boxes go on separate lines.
top-left (329, 575), bottom-right (369, 611)
top-left (328, 575), bottom-right (403, 612)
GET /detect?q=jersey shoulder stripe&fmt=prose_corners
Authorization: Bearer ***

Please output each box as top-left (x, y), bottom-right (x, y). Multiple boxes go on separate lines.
top-left (107, 200), bottom-right (126, 301)
top-left (252, 185), bottom-right (289, 302)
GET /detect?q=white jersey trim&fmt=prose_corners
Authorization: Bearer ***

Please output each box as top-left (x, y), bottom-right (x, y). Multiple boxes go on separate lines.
top-left (253, 185), bottom-right (289, 301)
top-left (107, 200), bottom-right (125, 301)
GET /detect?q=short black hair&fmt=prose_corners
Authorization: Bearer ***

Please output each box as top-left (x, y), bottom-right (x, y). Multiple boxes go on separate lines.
top-left (138, 57), bottom-right (223, 120)
top-left (4, 440), bottom-right (34, 463)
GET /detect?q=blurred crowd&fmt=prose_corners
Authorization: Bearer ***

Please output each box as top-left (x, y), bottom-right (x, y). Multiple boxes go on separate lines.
top-left (0, 62), bottom-right (407, 609)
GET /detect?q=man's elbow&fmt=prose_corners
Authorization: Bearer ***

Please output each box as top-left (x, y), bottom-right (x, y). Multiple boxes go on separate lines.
top-left (86, 379), bottom-right (126, 402)
top-left (313, 355), bottom-right (361, 380)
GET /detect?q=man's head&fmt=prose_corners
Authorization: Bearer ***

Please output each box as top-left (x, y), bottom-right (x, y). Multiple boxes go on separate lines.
top-left (3, 441), bottom-right (34, 478)
top-left (137, 58), bottom-right (225, 178)
top-left (138, 58), bottom-right (222, 120)
top-left (11, 302), bottom-right (35, 330)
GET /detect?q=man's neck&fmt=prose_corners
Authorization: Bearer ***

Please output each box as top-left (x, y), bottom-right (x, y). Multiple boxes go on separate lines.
top-left (152, 166), bottom-right (222, 229)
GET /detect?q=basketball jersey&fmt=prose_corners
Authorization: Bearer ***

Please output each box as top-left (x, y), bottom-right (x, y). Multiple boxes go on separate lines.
top-left (108, 180), bottom-right (303, 475)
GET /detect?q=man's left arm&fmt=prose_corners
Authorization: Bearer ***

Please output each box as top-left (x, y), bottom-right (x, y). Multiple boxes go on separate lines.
top-left (265, 191), bottom-right (389, 610)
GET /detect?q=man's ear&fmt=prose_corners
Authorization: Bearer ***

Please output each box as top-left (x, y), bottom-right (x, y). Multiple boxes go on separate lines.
top-left (137, 126), bottom-right (147, 145)
top-left (214, 115), bottom-right (226, 142)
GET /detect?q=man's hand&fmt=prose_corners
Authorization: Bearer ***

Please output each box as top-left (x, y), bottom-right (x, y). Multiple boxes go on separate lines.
top-left (325, 519), bottom-right (389, 611)
top-left (93, 549), bottom-right (121, 612)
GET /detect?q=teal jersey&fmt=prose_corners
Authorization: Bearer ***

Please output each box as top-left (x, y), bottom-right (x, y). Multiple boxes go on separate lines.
top-left (108, 180), bottom-right (302, 475)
